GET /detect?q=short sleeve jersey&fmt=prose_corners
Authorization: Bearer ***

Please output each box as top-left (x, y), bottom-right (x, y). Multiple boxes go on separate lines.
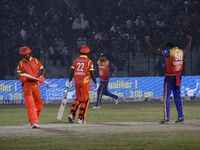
top-left (97, 59), bottom-right (115, 82)
top-left (17, 57), bottom-right (43, 85)
top-left (162, 47), bottom-right (185, 75)
top-left (71, 55), bottom-right (94, 85)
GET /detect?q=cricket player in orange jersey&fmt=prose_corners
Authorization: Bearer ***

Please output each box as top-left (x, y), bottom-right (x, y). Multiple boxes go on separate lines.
top-left (66, 45), bottom-right (97, 124)
top-left (17, 46), bottom-right (46, 128)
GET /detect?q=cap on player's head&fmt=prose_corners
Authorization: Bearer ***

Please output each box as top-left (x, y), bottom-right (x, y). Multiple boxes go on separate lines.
top-left (99, 52), bottom-right (106, 62)
top-left (21, 46), bottom-right (31, 56)
top-left (80, 45), bottom-right (90, 54)
top-left (166, 42), bottom-right (175, 49)
top-left (100, 52), bottom-right (106, 57)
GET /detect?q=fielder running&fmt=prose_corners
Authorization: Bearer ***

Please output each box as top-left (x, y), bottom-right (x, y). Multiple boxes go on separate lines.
top-left (17, 46), bottom-right (46, 128)
top-left (67, 45), bottom-right (97, 124)
top-left (93, 53), bottom-right (121, 109)
top-left (145, 35), bottom-right (192, 124)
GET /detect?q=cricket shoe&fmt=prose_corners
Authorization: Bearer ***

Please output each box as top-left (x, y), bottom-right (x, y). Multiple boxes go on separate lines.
top-left (159, 119), bottom-right (169, 124)
top-left (115, 96), bottom-right (124, 104)
top-left (32, 123), bottom-right (40, 129)
top-left (68, 114), bottom-right (74, 123)
top-left (115, 99), bottom-right (119, 104)
top-left (92, 106), bottom-right (101, 109)
top-left (175, 118), bottom-right (184, 124)
top-left (77, 119), bottom-right (86, 124)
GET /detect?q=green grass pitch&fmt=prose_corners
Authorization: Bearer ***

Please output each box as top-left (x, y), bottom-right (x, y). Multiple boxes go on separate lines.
top-left (0, 101), bottom-right (200, 150)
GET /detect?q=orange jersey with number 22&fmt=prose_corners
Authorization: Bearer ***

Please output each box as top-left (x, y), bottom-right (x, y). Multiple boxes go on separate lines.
top-left (71, 55), bottom-right (94, 85)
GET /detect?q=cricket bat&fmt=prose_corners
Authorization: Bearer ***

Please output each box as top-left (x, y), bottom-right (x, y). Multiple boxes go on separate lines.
top-left (20, 73), bottom-right (51, 85)
top-left (57, 88), bottom-right (69, 120)
top-left (20, 73), bottom-right (39, 80)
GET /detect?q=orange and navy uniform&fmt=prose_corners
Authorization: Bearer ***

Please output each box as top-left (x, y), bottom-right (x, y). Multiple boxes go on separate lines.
top-left (69, 55), bottom-right (94, 122)
top-left (162, 47), bottom-right (185, 75)
top-left (17, 56), bottom-right (44, 126)
top-left (94, 59), bottom-right (118, 107)
top-left (97, 59), bottom-right (113, 82)
top-left (161, 47), bottom-right (185, 119)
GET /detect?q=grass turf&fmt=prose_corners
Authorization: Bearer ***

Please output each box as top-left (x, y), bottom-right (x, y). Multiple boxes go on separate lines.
top-left (0, 132), bottom-right (200, 150)
top-left (0, 101), bottom-right (200, 150)
top-left (0, 101), bottom-right (200, 125)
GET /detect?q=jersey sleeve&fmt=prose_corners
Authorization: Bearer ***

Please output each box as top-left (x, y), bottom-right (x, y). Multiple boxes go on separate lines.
top-left (17, 62), bottom-right (22, 74)
top-left (89, 60), bottom-right (94, 71)
top-left (71, 60), bottom-right (75, 69)
top-left (37, 59), bottom-right (43, 69)
top-left (181, 49), bottom-right (185, 56)
top-left (109, 61), bottom-right (115, 68)
top-left (162, 49), bottom-right (170, 57)
top-left (97, 60), bottom-right (100, 66)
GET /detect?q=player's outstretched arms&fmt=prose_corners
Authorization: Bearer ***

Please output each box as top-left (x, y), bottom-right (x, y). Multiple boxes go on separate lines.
top-left (145, 36), bottom-right (162, 56)
top-left (185, 35), bottom-right (192, 54)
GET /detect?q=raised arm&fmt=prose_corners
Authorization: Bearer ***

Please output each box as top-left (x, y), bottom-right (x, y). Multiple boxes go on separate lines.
top-left (112, 65), bottom-right (117, 77)
top-left (145, 36), bottom-right (163, 56)
top-left (185, 35), bottom-right (192, 54)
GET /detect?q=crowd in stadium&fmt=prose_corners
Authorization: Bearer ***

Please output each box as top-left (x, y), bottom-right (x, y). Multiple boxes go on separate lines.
top-left (0, 0), bottom-right (200, 79)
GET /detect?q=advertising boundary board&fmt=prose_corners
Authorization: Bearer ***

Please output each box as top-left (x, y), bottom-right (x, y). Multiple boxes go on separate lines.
top-left (0, 76), bottom-right (200, 104)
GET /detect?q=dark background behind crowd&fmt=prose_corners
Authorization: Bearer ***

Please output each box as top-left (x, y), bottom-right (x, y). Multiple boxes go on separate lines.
top-left (0, 0), bottom-right (200, 79)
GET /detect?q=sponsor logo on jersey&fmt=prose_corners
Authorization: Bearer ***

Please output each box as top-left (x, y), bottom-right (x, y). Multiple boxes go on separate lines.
top-left (173, 61), bottom-right (183, 65)
top-left (74, 72), bottom-right (85, 75)
top-left (99, 66), bottom-right (106, 69)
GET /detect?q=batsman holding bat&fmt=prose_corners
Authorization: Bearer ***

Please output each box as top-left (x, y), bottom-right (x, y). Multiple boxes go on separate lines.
top-left (145, 35), bottom-right (192, 124)
top-left (67, 45), bottom-right (97, 124)
top-left (17, 46), bottom-right (46, 128)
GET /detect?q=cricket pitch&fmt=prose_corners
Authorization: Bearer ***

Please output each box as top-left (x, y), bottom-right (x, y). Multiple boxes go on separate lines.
top-left (1, 120), bottom-right (200, 140)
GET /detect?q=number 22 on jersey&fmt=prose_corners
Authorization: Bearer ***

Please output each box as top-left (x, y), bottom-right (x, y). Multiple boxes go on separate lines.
top-left (77, 62), bottom-right (84, 71)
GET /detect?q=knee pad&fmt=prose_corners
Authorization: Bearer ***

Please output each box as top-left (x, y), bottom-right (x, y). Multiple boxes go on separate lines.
top-left (71, 99), bottom-right (81, 111)
top-left (70, 99), bottom-right (81, 119)
top-left (79, 100), bottom-right (89, 121)
top-left (79, 103), bottom-right (86, 114)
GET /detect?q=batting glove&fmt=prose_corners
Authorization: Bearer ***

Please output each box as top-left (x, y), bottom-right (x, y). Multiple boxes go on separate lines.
top-left (39, 76), bottom-right (46, 83)
top-left (66, 81), bottom-right (72, 88)
top-left (19, 76), bottom-right (27, 82)
top-left (93, 83), bottom-right (98, 90)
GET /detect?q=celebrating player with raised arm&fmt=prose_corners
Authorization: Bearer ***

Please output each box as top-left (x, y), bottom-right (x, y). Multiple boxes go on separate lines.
top-left (92, 53), bottom-right (122, 109)
top-left (66, 45), bottom-right (97, 124)
top-left (145, 35), bottom-right (192, 124)
top-left (17, 46), bottom-right (46, 128)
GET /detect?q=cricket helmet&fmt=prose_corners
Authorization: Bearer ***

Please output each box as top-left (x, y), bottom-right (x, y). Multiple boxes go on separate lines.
top-left (80, 45), bottom-right (90, 54)
top-left (21, 46), bottom-right (31, 56)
